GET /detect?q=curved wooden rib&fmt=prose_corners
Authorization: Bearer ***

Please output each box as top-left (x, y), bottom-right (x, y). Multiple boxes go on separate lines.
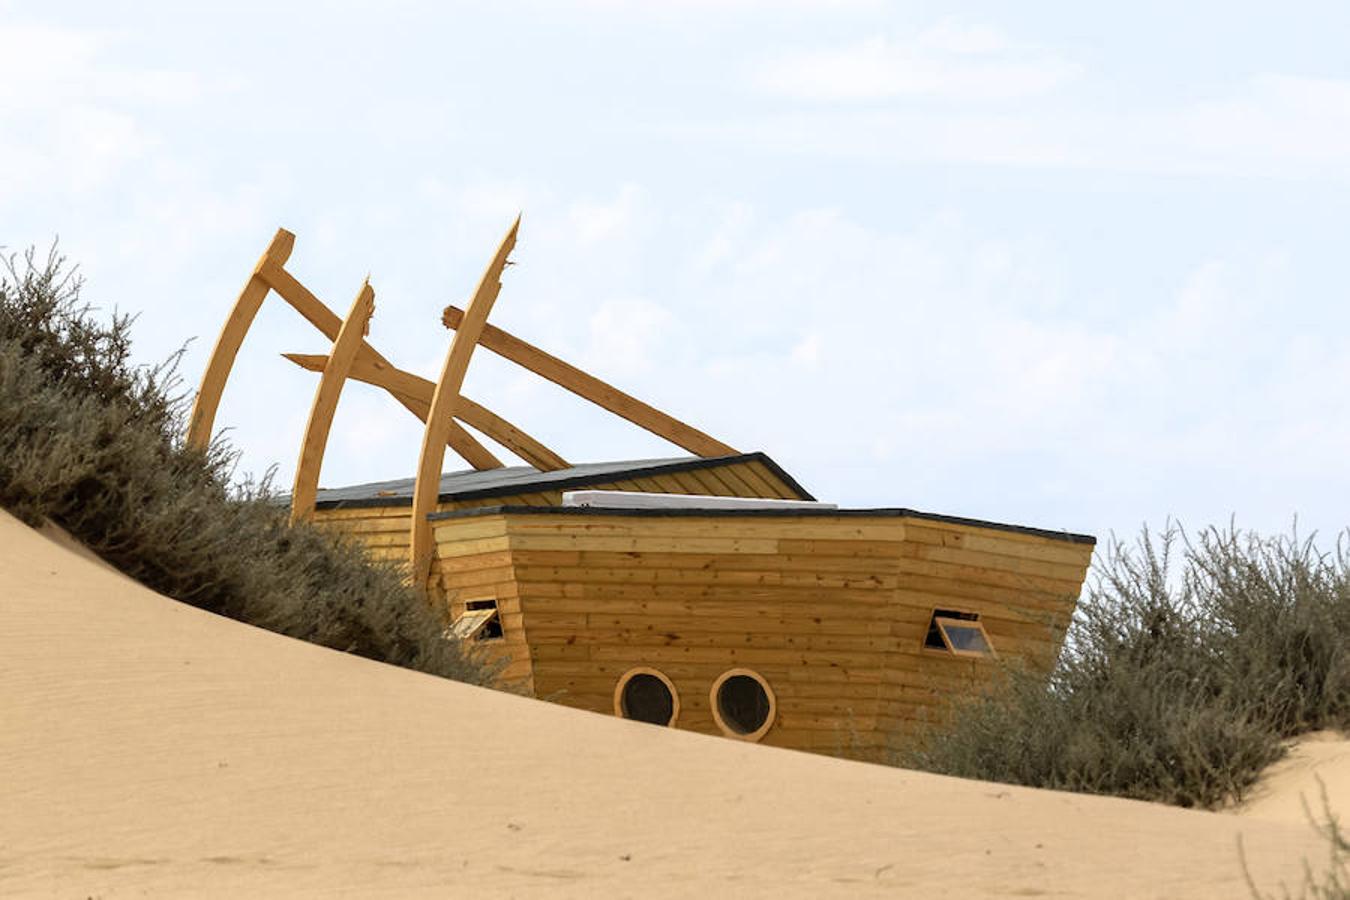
top-left (410, 216), bottom-right (520, 589)
top-left (186, 228), bottom-right (295, 449)
top-left (282, 352), bottom-right (568, 471)
top-left (256, 259), bottom-right (502, 471)
top-left (442, 305), bottom-right (736, 458)
top-left (289, 283), bottom-right (376, 525)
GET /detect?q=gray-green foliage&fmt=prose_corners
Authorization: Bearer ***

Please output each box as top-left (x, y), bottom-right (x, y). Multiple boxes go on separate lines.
top-left (899, 524), bottom-right (1350, 809)
top-left (0, 246), bottom-right (493, 685)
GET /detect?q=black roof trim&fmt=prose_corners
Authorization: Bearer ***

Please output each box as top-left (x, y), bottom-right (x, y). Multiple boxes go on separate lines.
top-left (428, 503), bottom-right (1097, 546)
top-left (312, 452), bottom-right (814, 510)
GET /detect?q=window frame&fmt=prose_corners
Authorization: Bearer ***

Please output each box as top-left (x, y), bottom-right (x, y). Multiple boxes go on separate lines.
top-left (450, 602), bottom-right (502, 641)
top-left (612, 666), bottom-right (681, 727)
top-left (922, 609), bottom-right (998, 660)
top-left (709, 667), bottom-right (777, 742)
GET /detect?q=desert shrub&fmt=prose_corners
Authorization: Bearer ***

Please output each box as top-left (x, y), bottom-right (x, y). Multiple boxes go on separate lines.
top-left (0, 246), bottom-right (494, 685)
top-left (898, 524), bottom-right (1350, 809)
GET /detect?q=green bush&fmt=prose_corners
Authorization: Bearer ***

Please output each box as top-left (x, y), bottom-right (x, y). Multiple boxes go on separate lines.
top-left (0, 246), bottom-right (494, 686)
top-left (898, 524), bottom-right (1350, 809)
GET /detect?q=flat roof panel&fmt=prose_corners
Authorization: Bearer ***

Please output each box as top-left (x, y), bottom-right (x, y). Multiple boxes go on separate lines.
top-left (306, 452), bottom-right (814, 510)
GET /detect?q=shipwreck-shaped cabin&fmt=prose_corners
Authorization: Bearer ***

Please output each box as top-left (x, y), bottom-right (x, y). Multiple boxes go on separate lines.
top-left (188, 218), bottom-right (1096, 758)
top-left (311, 457), bottom-right (1094, 756)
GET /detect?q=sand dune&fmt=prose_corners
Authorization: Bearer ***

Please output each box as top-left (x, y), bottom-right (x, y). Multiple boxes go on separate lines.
top-left (1, 509), bottom-right (1343, 898)
top-left (1231, 731), bottom-right (1350, 828)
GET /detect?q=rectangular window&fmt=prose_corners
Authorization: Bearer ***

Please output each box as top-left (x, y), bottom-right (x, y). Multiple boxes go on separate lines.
top-left (451, 599), bottom-right (502, 641)
top-left (935, 618), bottom-right (995, 657)
top-left (924, 608), bottom-right (996, 659)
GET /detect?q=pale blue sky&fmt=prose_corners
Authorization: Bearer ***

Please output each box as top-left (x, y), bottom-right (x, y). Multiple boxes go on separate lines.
top-left (5, 1), bottom-right (1349, 544)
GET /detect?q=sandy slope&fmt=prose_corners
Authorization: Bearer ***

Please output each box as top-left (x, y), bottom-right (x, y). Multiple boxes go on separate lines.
top-left (0, 510), bottom-right (1342, 898)
top-left (1232, 732), bottom-right (1350, 828)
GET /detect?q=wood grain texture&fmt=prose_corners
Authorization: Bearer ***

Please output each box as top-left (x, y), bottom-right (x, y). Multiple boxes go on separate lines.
top-left (409, 507), bottom-right (1094, 756)
top-left (259, 259), bottom-right (501, 471)
top-left (410, 216), bottom-right (520, 589)
top-left (495, 510), bottom-right (1085, 754)
top-left (443, 304), bottom-right (737, 458)
top-left (434, 514), bottom-right (534, 692)
top-left (289, 283), bottom-right (375, 524)
top-left (186, 228), bottom-right (295, 449)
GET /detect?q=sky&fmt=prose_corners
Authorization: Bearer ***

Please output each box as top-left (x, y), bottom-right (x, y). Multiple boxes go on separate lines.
top-left (4, 1), bottom-right (1350, 547)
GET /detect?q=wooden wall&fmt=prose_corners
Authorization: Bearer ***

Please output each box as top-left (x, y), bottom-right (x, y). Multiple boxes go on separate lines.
top-left (873, 518), bottom-right (1092, 751)
top-left (435, 516), bottom-right (533, 689)
top-left (430, 510), bottom-right (1094, 758)
top-left (312, 457), bottom-right (800, 570)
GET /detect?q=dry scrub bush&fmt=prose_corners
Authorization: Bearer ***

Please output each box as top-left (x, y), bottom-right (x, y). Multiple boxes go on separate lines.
top-left (0, 247), bottom-right (493, 685)
top-left (899, 524), bottom-right (1350, 810)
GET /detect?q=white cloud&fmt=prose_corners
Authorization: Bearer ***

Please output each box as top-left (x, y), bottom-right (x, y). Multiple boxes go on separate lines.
top-left (0, 24), bottom-right (200, 109)
top-left (607, 198), bottom-right (1349, 538)
top-left (684, 67), bottom-right (1350, 180)
top-left (752, 26), bottom-right (1080, 102)
top-left (569, 0), bottom-right (879, 12)
top-left (692, 201), bottom-right (755, 273)
top-left (456, 179), bottom-right (541, 221)
top-left (0, 22), bottom-right (206, 207)
top-left (1145, 74), bottom-right (1350, 176)
top-left (1256, 73), bottom-right (1350, 116)
top-left (584, 297), bottom-right (677, 378)
top-left (567, 183), bottom-right (647, 246)
top-left (659, 17), bottom-right (1350, 180)
top-left (790, 333), bottom-right (821, 368)
top-left (916, 18), bottom-right (1012, 55)
top-left (0, 24), bottom-right (102, 108)
top-left (5, 4), bottom-right (1345, 544)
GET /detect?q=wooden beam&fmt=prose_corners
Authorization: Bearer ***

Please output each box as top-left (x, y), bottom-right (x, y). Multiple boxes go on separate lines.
top-left (186, 228), bottom-right (295, 449)
top-left (410, 216), bottom-right (519, 589)
top-left (257, 258), bottom-right (503, 471)
top-left (455, 395), bottom-right (568, 472)
top-left (450, 422), bottom-right (501, 470)
top-left (441, 305), bottom-right (736, 458)
top-left (282, 352), bottom-right (569, 471)
top-left (289, 282), bottom-right (376, 525)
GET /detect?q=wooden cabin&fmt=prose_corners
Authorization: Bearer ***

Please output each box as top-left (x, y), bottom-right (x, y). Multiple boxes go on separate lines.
top-left (188, 219), bottom-right (1096, 759)
top-left (310, 454), bottom-right (1094, 757)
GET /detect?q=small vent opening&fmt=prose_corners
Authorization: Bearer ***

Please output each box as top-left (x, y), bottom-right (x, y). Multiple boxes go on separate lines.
top-left (451, 599), bottom-right (502, 641)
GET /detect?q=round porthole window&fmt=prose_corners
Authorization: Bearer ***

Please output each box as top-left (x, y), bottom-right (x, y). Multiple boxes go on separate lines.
top-left (613, 667), bottom-right (680, 727)
top-left (710, 668), bottom-right (776, 741)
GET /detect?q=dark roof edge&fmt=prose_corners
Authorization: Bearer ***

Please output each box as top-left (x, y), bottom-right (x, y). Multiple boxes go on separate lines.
top-left (428, 503), bottom-right (1097, 546)
top-left (315, 496), bottom-right (414, 511)
top-left (741, 451), bottom-right (815, 501)
top-left (313, 452), bottom-right (814, 511)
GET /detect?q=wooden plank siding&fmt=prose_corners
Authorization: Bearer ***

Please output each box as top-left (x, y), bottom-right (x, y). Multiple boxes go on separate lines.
top-left (311, 456), bottom-right (804, 693)
top-left (421, 509), bottom-right (1092, 759)
top-left (434, 515), bottom-right (535, 691)
top-left (313, 459), bottom-right (1091, 760)
top-left (310, 455), bottom-right (797, 560)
